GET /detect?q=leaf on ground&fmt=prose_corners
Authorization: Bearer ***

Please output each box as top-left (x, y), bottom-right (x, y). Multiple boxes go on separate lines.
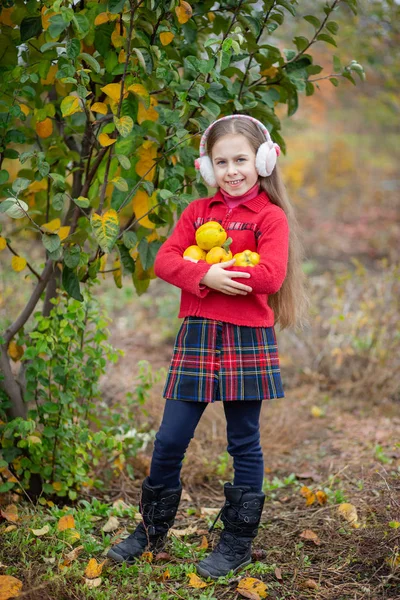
top-left (181, 489), bottom-right (193, 502)
top-left (300, 578), bottom-right (319, 589)
top-left (155, 551), bottom-right (171, 562)
top-left (112, 499), bottom-right (130, 511)
top-left (197, 535), bottom-right (208, 550)
top-left (3, 525), bottom-right (17, 533)
top-left (187, 573), bottom-right (208, 589)
top-left (84, 577), bottom-right (102, 588)
top-left (1, 505), bottom-right (19, 523)
top-left (57, 514), bottom-right (75, 531)
top-left (337, 503), bottom-right (359, 527)
top-left (42, 557), bottom-right (56, 564)
top-left (200, 507), bottom-right (220, 517)
top-left (169, 525), bottom-right (197, 537)
top-left (85, 558), bottom-right (106, 578)
top-left (316, 490), bottom-right (328, 505)
top-left (252, 548), bottom-right (267, 561)
top-left (31, 525), bottom-right (50, 536)
top-left (274, 566), bottom-right (283, 580)
top-left (162, 569), bottom-right (170, 582)
top-left (141, 552), bottom-right (153, 563)
top-left (64, 545), bottom-right (84, 565)
top-left (299, 529), bottom-right (321, 545)
top-left (0, 575), bottom-right (23, 600)
top-left (237, 577), bottom-right (268, 599)
top-left (102, 516), bottom-right (119, 532)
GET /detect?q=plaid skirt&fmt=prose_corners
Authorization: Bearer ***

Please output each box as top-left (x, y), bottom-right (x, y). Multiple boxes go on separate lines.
top-left (162, 317), bottom-right (284, 403)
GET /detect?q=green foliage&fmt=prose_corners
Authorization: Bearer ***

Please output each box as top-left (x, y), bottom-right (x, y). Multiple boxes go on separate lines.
top-left (0, 287), bottom-right (158, 498)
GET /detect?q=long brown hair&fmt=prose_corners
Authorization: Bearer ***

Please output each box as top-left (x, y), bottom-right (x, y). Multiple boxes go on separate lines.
top-left (206, 118), bottom-right (310, 330)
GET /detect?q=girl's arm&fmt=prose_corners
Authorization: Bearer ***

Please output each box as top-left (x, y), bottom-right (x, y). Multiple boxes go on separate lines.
top-left (227, 216), bottom-right (289, 295)
top-left (154, 203), bottom-right (212, 298)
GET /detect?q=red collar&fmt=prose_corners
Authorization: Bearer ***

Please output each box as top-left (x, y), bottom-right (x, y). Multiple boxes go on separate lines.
top-left (209, 189), bottom-right (270, 213)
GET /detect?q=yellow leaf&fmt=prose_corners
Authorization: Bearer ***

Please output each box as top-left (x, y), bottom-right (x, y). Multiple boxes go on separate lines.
top-left (141, 552), bottom-right (153, 563)
top-left (19, 104), bottom-right (30, 116)
top-left (114, 115), bottom-right (133, 137)
top-left (311, 405), bottom-right (323, 418)
top-left (27, 435), bottom-right (41, 445)
top-left (197, 535), bottom-right (208, 550)
top-left (91, 209), bottom-right (120, 254)
top-left (101, 83), bottom-right (127, 103)
top-left (0, 237), bottom-right (6, 251)
top-left (160, 32), bottom-right (174, 46)
top-left (94, 12), bottom-right (115, 26)
top-left (7, 341), bottom-right (23, 362)
top-left (316, 490), bottom-right (327, 505)
top-left (85, 577), bottom-right (102, 588)
top-left (41, 64), bottom-right (57, 85)
top-left (0, 7), bottom-right (14, 27)
top-left (41, 7), bottom-right (56, 31)
top-left (305, 492), bottom-right (316, 506)
top-left (237, 577), bottom-right (268, 599)
top-left (3, 525), bottom-right (17, 533)
top-left (127, 83), bottom-right (150, 107)
top-left (187, 573), bottom-right (208, 589)
top-left (337, 503), bottom-right (359, 527)
top-left (11, 256), bottom-right (27, 272)
top-left (100, 253), bottom-right (108, 279)
top-left (36, 117), bottom-right (53, 138)
top-left (137, 97), bottom-right (158, 124)
top-left (162, 569), bottom-right (170, 581)
top-left (118, 49), bottom-right (126, 63)
top-left (57, 514), bottom-right (75, 531)
top-left (31, 525), bottom-right (50, 536)
top-left (135, 141), bottom-right (157, 181)
top-left (0, 575), bottom-right (23, 599)
top-left (260, 66), bottom-right (278, 78)
top-left (42, 218), bottom-right (61, 233)
top-left (132, 190), bottom-right (157, 229)
top-left (85, 558), bottom-right (106, 578)
top-left (175, 1), bottom-right (193, 24)
top-left (61, 96), bottom-right (82, 117)
top-left (58, 226), bottom-right (70, 241)
top-left (64, 529), bottom-right (81, 543)
top-left (113, 257), bottom-right (122, 289)
top-left (99, 133), bottom-right (117, 147)
top-left (52, 482), bottom-right (62, 491)
top-left (111, 23), bottom-right (127, 48)
top-left (91, 102), bottom-right (108, 115)
top-left (207, 12), bottom-right (215, 22)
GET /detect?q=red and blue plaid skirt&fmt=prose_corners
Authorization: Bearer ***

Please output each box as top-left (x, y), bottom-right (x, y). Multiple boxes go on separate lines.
top-left (162, 317), bottom-right (284, 403)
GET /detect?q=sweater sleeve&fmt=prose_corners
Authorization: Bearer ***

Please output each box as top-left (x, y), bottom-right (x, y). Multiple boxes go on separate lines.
top-left (154, 202), bottom-right (212, 298)
top-left (227, 216), bottom-right (289, 295)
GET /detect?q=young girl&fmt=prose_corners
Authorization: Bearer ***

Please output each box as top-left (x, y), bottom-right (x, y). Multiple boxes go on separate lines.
top-left (107, 114), bottom-right (308, 579)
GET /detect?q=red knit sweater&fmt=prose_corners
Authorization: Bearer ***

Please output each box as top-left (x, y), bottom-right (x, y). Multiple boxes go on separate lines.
top-left (154, 189), bottom-right (289, 326)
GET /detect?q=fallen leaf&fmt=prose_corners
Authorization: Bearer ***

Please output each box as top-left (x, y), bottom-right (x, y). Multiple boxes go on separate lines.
top-left (31, 525), bottom-right (50, 536)
top-left (169, 525), bottom-right (198, 537)
top-left (187, 572), bottom-right (208, 589)
top-left (155, 552), bottom-right (171, 562)
top-left (112, 499), bottom-right (130, 511)
top-left (311, 405), bottom-right (323, 417)
top-left (299, 529), bottom-right (321, 545)
top-left (84, 577), bottom-right (102, 588)
top-left (296, 471), bottom-right (319, 481)
top-left (316, 490), bottom-right (328, 505)
top-left (274, 566), bottom-right (283, 580)
top-left (85, 558), bottom-right (106, 579)
top-left (57, 514), bottom-right (75, 531)
top-left (197, 535), bottom-right (208, 550)
top-left (337, 503), bottom-right (359, 527)
top-left (252, 548), bottom-right (267, 561)
top-left (237, 577), bottom-right (268, 599)
top-left (200, 507), bottom-right (220, 517)
top-left (64, 545), bottom-right (84, 565)
top-left (141, 552), bottom-right (153, 563)
top-left (181, 489), bottom-right (193, 502)
top-left (162, 569), bottom-right (170, 582)
top-left (102, 516), bottom-right (119, 533)
top-left (1, 505), bottom-right (19, 523)
top-left (42, 557), bottom-right (56, 564)
top-left (0, 575), bottom-right (23, 599)
top-left (300, 578), bottom-right (319, 589)
top-left (64, 529), bottom-right (81, 543)
top-left (3, 526), bottom-right (17, 533)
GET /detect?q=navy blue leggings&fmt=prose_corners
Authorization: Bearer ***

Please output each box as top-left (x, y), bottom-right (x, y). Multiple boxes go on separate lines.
top-left (149, 399), bottom-right (264, 492)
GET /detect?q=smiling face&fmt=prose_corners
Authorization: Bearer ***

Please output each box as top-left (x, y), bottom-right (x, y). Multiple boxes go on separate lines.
top-left (211, 133), bottom-right (259, 196)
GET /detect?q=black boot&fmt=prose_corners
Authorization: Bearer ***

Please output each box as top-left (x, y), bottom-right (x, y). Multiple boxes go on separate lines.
top-left (107, 477), bottom-right (182, 564)
top-left (197, 483), bottom-right (265, 579)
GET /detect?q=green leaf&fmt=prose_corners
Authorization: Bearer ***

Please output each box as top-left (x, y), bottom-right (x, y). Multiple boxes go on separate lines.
top-left (0, 170), bottom-right (8, 185)
top-left (64, 246), bottom-right (81, 268)
top-left (343, 71), bottom-right (356, 85)
top-left (333, 55), bottom-right (342, 72)
top-left (0, 482), bottom-right (15, 493)
top-left (113, 115), bottom-right (133, 137)
top-left (0, 34), bottom-right (18, 68)
top-left (72, 14), bottom-right (90, 38)
top-left (48, 14), bottom-right (69, 39)
top-left (303, 15), bottom-right (320, 28)
top-left (116, 154), bottom-right (131, 170)
top-left (305, 81), bottom-right (314, 96)
top-left (12, 178), bottom-right (30, 194)
top-left (79, 52), bottom-right (101, 74)
top-left (20, 16), bottom-right (42, 42)
top-left (67, 38), bottom-right (81, 60)
top-left (287, 88), bottom-right (298, 116)
top-left (326, 21), bottom-right (339, 35)
top-left (53, 193), bottom-right (67, 211)
top-left (42, 233), bottom-right (61, 253)
top-left (62, 266), bottom-right (84, 301)
top-left (73, 196), bottom-right (90, 208)
top-left (118, 243), bottom-right (135, 274)
top-left (94, 22), bottom-right (114, 57)
top-left (316, 33), bottom-right (337, 47)
top-left (329, 77), bottom-right (339, 87)
top-left (108, 0), bottom-right (126, 14)
top-left (111, 177), bottom-right (128, 192)
top-left (278, 0), bottom-right (296, 16)
top-left (138, 239), bottom-right (162, 270)
top-left (293, 36), bottom-right (309, 52)
top-left (132, 272), bottom-right (150, 296)
top-left (90, 211), bottom-right (119, 253)
top-left (122, 231), bottom-right (137, 249)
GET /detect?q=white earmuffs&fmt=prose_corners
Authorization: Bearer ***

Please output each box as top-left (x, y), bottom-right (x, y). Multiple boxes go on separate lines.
top-left (194, 114), bottom-right (281, 188)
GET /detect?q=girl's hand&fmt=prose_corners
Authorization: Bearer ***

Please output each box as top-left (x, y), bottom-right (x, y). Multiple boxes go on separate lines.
top-left (200, 259), bottom-right (252, 296)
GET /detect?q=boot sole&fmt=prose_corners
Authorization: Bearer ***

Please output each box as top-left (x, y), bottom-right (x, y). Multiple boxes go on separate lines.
top-left (107, 548), bottom-right (136, 565)
top-left (196, 557), bottom-right (252, 580)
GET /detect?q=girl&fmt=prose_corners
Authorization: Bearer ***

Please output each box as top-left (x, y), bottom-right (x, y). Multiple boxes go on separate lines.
top-left (107, 115), bottom-right (308, 579)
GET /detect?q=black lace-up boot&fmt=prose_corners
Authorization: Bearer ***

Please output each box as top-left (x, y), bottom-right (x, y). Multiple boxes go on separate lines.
top-left (196, 483), bottom-right (265, 579)
top-left (107, 477), bottom-right (182, 564)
